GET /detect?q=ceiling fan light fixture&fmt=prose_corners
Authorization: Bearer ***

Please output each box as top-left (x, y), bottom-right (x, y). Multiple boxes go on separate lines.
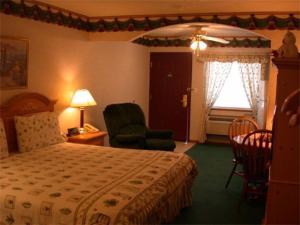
top-left (199, 40), bottom-right (207, 50)
top-left (190, 36), bottom-right (207, 56)
top-left (190, 40), bottom-right (198, 50)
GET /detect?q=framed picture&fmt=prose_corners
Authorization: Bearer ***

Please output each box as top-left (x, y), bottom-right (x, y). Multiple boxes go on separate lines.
top-left (0, 36), bottom-right (28, 89)
top-left (67, 127), bottom-right (80, 137)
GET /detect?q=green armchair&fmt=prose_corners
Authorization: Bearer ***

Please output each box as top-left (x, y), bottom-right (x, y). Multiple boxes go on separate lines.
top-left (103, 103), bottom-right (176, 151)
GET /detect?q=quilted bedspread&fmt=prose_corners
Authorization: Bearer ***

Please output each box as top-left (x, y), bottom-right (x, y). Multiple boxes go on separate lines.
top-left (0, 143), bottom-right (197, 225)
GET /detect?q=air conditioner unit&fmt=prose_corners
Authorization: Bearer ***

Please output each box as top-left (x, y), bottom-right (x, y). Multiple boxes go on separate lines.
top-left (206, 116), bottom-right (234, 135)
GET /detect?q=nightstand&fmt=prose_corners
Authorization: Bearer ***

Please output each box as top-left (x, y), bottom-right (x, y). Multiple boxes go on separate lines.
top-left (67, 131), bottom-right (107, 146)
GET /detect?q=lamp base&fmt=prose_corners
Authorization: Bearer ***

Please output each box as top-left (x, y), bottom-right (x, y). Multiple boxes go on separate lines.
top-left (79, 107), bottom-right (86, 134)
top-left (80, 107), bottom-right (85, 128)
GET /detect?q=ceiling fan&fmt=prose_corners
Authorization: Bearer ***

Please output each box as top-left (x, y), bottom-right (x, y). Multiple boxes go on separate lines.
top-left (188, 25), bottom-right (230, 53)
top-left (190, 25), bottom-right (230, 44)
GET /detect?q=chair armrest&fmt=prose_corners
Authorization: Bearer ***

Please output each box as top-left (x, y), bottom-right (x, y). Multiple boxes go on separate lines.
top-left (146, 129), bottom-right (173, 139)
top-left (115, 134), bottom-right (145, 143)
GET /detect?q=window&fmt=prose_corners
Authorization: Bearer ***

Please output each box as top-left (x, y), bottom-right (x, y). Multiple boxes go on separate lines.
top-left (213, 61), bottom-right (260, 109)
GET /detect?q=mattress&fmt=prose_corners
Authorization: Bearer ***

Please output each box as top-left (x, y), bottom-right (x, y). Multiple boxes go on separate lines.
top-left (0, 142), bottom-right (197, 225)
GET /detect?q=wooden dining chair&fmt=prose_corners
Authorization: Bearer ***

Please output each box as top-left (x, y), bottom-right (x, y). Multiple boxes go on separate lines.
top-left (225, 116), bottom-right (259, 189)
top-left (239, 129), bottom-right (272, 204)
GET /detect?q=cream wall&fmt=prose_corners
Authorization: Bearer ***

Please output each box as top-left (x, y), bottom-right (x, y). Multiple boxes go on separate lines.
top-left (90, 27), bottom-right (300, 136)
top-left (0, 15), bottom-right (150, 139)
top-left (1, 13), bottom-right (299, 143)
top-left (77, 41), bottom-right (150, 131)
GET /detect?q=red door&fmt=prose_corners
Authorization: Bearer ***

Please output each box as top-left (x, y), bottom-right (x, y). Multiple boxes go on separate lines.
top-left (149, 52), bottom-right (192, 141)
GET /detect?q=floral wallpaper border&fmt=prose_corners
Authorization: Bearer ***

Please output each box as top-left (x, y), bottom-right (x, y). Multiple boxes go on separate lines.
top-left (1, 0), bottom-right (299, 33)
top-left (133, 37), bottom-right (271, 48)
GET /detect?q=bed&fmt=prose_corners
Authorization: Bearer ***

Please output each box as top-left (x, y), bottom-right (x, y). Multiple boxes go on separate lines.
top-left (0, 92), bottom-right (197, 225)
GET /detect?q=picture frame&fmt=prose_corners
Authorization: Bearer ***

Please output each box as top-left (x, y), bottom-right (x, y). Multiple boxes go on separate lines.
top-left (67, 127), bottom-right (80, 137)
top-left (0, 36), bottom-right (29, 89)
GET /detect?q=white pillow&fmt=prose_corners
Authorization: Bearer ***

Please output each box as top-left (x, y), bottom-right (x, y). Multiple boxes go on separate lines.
top-left (0, 119), bottom-right (9, 158)
top-left (15, 112), bottom-right (65, 152)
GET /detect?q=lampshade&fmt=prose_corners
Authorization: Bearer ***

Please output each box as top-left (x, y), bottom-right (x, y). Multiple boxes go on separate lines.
top-left (70, 89), bottom-right (97, 108)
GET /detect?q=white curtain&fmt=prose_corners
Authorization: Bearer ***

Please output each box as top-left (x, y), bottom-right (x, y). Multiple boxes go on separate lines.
top-left (197, 53), bottom-right (270, 143)
top-left (198, 61), bottom-right (232, 143)
top-left (238, 63), bottom-right (264, 127)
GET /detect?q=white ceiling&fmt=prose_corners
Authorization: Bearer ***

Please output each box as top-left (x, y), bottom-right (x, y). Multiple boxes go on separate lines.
top-left (39, 0), bottom-right (299, 18)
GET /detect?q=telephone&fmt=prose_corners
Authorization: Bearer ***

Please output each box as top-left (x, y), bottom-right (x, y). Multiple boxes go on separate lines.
top-left (84, 123), bottom-right (99, 133)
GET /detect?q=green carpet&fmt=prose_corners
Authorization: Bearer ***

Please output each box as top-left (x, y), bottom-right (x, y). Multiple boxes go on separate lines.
top-left (171, 144), bottom-right (265, 225)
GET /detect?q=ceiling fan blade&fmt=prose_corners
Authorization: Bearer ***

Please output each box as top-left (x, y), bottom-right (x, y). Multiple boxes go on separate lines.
top-left (200, 35), bottom-right (230, 44)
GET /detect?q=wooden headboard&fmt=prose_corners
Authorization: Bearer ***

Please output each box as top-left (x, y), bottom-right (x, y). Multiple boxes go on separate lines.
top-left (0, 92), bottom-right (57, 152)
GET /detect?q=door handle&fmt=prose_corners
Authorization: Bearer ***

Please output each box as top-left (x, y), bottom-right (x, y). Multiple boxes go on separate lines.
top-left (181, 94), bottom-right (188, 108)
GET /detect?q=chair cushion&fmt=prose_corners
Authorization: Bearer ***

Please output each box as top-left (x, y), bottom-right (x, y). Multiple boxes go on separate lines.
top-left (146, 129), bottom-right (173, 139)
top-left (119, 125), bottom-right (146, 135)
top-left (145, 138), bottom-right (176, 151)
top-left (115, 134), bottom-right (145, 143)
top-left (103, 103), bottom-right (146, 137)
top-left (103, 103), bottom-right (176, 151)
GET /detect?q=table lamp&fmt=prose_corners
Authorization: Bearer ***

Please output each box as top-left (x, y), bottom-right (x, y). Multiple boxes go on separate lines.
top-left (70, 89), bottom-right (97, 131)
